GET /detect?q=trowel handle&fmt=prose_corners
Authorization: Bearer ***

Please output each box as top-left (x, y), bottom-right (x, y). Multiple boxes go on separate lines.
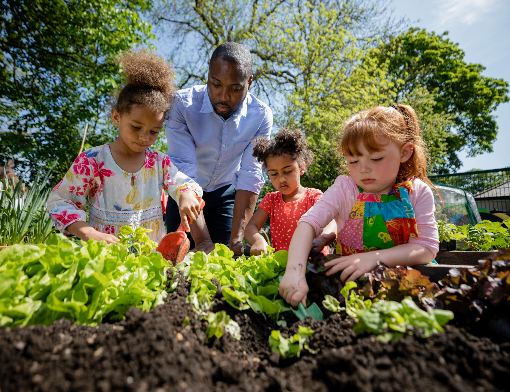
top-left (177, 197), bottom-right (205, 232)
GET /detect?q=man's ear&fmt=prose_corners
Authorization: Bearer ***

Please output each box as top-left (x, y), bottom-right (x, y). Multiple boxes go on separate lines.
top-left (400, 142), bottom-right (414, 163)
top-left (247, 75), bottom-right (254, 90)
top-left (111, 108), bottom-right (121, 127)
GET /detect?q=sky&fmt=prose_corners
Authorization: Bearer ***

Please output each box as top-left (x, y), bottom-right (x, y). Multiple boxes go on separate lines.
top-left (390, 0), bottom-right (510, 172)
top-left (152, 0), bottom-right (510, 174)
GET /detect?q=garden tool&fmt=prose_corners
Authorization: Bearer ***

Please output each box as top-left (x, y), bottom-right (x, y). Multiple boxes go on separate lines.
top-left (278, 276), bottom-right (324, 321)
top-left (157, 198), bottom-right (205, 265)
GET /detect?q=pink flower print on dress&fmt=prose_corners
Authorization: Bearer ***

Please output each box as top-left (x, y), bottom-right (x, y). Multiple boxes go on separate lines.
top-left (144, 155), bottom-right (157, 170)
top-left (51, 210), bottom-right (81, 227)
top-left (72, 153), bottom-right (93, 177)
top-left (162, 155), bottom-right (172, 168)
top-left (104, 225), bottom-right (115, 234)
top-left (69, 186), bottom-right (85, 196)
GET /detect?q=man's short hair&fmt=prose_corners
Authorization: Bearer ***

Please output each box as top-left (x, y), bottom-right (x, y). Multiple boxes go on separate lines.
top-left (210, 42), bottom-right (253, 80)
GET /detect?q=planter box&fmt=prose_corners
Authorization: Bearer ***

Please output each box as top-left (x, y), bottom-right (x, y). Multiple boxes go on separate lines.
top-left (414, 251), bottom-right (493, 282)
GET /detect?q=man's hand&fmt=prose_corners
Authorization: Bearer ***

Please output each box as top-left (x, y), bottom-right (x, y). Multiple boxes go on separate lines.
top-left (178, 191), bottom-right (201, 232)
top-left (190, 240), bottom-right (215, 254)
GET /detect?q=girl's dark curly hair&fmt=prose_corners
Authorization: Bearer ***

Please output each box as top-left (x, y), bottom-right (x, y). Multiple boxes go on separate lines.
top-left (252, 128), bottom-right (313, 168)
top-left (114, 49), bottom-right (176, 115)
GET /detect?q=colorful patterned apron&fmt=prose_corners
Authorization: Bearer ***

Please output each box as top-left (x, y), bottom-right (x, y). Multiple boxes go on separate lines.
top-left (336, 179), bottom-right (419, 255)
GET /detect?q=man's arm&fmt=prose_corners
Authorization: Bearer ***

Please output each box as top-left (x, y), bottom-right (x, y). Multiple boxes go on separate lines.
top-left (229, 189), bottom-right (258, 254)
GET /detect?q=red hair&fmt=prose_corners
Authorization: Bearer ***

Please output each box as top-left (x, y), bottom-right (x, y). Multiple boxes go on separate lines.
top-left (341, 104), bottom-right (432, 184)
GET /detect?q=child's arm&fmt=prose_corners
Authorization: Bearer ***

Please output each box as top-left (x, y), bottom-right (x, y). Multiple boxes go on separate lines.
top-left (324, 243), bottom-right (434, 282)
top-left (244, 208), bottom-right (270, 255)
top-left (47, 152), bottom-right (117, 243)
top-left (66, 222), bottom-right (119, 244)
top-left (278, 222), bottom-right (315, 307)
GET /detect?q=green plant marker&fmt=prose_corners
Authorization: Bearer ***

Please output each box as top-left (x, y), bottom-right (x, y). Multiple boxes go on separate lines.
top-left (278, 276), bottom-right (324, 321)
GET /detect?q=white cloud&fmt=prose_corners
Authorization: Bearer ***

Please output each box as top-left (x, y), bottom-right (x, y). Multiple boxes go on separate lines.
top-left (435, 0), bottom-right (500, 27)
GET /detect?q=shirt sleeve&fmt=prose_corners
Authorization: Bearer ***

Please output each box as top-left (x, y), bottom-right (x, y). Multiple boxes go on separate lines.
top-left (232, 107), bottom-right (273, 194)
top-left (299, 176), bottom-right (358, 237)
top-left (162, 154), bottom-right (203, 203)
top-left (257, 193), bottom-right (273, 214)
top-left (408, 179), bottom-right (440, 257)
top-left (165, 97), bottom-right (199, 182)
top-left (46, 152), bottom-right (97, 234)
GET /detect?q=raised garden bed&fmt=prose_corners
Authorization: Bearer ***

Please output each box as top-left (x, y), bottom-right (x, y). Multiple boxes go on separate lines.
top-left (1, 270), bottom-right (510, 392)
top-left (414, 251), bottom-right (494, 282)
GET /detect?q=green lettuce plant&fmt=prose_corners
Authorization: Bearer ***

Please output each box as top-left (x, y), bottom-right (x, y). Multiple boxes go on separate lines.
top-left (0, 232), bottom-right (169, 327)
top-left (175, 244), bottom-right (290, 321)
top-left (202, 310), bottom-right (241, 343)
top-left (269, 325), bottom-right (318, 359)
top-left (354, 297), bottom-right (454, 343)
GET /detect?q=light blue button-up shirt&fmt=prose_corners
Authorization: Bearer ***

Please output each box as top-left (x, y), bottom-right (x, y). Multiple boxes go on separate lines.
top-left (165, 85), bottom-right (273, 194)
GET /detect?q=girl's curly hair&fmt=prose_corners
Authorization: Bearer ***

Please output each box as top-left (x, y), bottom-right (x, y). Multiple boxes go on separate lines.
top-left (252, 128), bottom-right (313, 168)
top-left (114, 49), bottom-right (176, 115)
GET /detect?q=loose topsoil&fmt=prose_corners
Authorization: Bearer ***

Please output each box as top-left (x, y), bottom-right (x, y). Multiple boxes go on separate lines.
top-left (1, 272), bottom-right (509, 392)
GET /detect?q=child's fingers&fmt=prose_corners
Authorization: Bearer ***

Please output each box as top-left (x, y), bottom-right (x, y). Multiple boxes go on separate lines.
top-left (180, 212), bottom-right (191, 232)
top-left (340, 265), bottom-right (356, 282)
top-left (346, 269), bottom-right (365, 283)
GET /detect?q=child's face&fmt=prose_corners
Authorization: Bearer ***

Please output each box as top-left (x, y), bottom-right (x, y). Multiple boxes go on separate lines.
top-left (345, 137), bottom-right (413, 194)
top-left (111, 105), bottom-right (164, 154)
top-left (266, 155), bottom-right (305, 197)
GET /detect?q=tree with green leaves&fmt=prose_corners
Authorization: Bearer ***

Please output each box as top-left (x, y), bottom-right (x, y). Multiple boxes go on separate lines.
top-left (373, 28), bottom-right (509, 173)
top-left (0, 0), bottom-right (153, 183)
top-left (153, 0), bottom-right (400, 190)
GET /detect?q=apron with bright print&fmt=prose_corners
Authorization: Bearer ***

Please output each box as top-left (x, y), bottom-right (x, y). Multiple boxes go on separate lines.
top-left (336, 179), bottom-right (419, 255)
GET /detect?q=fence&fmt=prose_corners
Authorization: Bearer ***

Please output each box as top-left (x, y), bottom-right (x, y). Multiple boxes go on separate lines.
top-left (430, 168), bottom-right (510, 214)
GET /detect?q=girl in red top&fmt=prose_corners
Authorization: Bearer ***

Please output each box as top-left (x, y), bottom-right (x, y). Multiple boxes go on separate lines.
top-left (244, 128), bottom-right (337, 255)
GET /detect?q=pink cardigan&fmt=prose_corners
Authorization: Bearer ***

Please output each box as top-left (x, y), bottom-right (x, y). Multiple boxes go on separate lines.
top-left (299, 176), bottom-right (439, 256)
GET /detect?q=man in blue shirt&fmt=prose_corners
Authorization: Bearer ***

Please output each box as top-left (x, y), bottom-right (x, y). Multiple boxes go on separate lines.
top-left (165, 42), bottom-right (272, 254)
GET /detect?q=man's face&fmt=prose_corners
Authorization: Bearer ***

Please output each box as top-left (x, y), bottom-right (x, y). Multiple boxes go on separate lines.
top-left (207, 57), bottom-right (253, 119)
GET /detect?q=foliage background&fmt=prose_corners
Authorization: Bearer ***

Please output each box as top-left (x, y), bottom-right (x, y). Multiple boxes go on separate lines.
top-left (1, 0), bottom-right (508, 191)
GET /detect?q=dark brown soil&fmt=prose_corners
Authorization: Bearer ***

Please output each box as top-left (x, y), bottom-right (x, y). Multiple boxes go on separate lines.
top-left (1, 272), bottom-right (509, 392)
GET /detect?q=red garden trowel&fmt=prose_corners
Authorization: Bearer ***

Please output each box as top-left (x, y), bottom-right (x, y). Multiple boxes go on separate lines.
top-left (157, 198), bottom-right (205, 265)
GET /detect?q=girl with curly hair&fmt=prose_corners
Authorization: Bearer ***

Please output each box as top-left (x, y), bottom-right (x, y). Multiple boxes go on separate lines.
top-left (242, 128), bottom-right (337, 256)
top-left (47, 50), bottom-right (202, 244)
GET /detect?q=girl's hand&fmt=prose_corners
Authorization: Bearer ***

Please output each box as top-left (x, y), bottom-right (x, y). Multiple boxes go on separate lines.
top-left (250, 238), bottom-right (268, 255)
top-left (67, 222), bottom-right (120, 244)
top-left (279, 271), bottom-right (309, 308)
top-left (178, 191), bottom-right (201, 232)
top-left (324, 253), bottom-right (378, 282)
top-left (310, 232), bottom-right (336, 255)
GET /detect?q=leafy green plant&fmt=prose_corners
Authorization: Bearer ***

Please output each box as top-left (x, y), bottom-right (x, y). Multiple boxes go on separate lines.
top-left (269, 325), bottom-right (318, 359)
top-left (455, 220), bottom-right (510, 251)
top-left (202, 310), bottom-right (241, 343)
top-left (0, 233), bottom-right (169, 327)
top-left (437, 220), bottom-right (464, 243)
top-left (118, 226), bottom-right (158, 255)
top-left (175, 244), bottom-right (290, 321)
top-left (322, 281), bottom-right (372, 318)
top-left (353, 297), bottom-right (454, 343)
top-left (0, 168), bottom-right (55, 246)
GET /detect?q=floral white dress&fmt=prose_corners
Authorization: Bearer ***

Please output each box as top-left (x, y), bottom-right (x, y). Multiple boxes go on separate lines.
top-left (47, 144), bottom-right (202, 243)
